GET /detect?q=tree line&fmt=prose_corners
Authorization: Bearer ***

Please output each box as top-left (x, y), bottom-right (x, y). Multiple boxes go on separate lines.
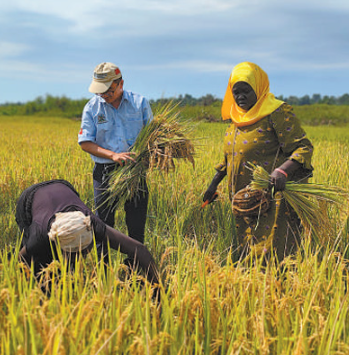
top-left (1, 93), bottom-right (349, 118)
top-left (152, 93), bottom-right (349, 107)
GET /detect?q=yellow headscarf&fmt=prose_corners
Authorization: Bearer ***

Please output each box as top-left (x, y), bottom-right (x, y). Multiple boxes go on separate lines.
top-left (221, 62), bottom-right (284, 127)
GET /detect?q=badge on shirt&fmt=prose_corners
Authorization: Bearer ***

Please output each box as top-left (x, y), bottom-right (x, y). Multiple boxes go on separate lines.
top-left (97, 114), bottom-right (108, 124)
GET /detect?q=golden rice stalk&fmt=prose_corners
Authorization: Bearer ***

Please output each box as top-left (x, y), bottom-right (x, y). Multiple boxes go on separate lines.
top-left (248, 162), bottom-right (349, 244)
top-left (106, 101), bottom-right (195, 206)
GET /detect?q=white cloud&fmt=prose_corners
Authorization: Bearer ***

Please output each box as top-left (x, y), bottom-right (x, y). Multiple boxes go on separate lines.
top-left (122, 0), bottom-right (242, 13)
top-left (0, 57), bottom-right (89, 83)
top-left (250, 0), bottom-right (349, 11)
top-left (1, 0), bottom-right (348, 103)
top-left (278, 61), bottom-right (349, 71)
top-left (3, 0), bottom-right (243, 15)
top-left (1, 0), bottom-right (104, 32)
top-left (0, 0), bottom-right (250, 34)
top-left (0, 59), bottom-right (42, 80)
top-left (0, 41), bottom-right (30, 58)
top-left (135, 60), bottom-right (233, 72)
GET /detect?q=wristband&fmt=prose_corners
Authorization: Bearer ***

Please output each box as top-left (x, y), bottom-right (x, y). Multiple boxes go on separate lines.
top-left (275, 168), bottom-right (288, 178)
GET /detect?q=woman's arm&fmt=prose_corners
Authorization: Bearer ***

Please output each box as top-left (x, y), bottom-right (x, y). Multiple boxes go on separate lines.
top-left (203, 170), bottom-right (227, 203)
top-left (271, 103), bottom-right (314, 171)
top-left (104, 225), bottom-right (159, 284)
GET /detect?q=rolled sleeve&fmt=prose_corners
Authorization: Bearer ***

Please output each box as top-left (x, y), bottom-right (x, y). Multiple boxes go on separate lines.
top-left (78, 108), bottom-right (97, 144)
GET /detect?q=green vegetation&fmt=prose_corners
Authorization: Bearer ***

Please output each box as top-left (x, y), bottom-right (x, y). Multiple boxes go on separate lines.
top-left (0, 95), bottom-right (88, 119)
top-left (2, 94), bottom-right (349, 125)
top-left (1, 115), bottom-right (349, 354)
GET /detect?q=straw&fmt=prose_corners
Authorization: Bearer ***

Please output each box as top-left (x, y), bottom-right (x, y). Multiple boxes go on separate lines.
top-left (248, 162), bottom-right (349, 244)
top-left (106, 102), bottom-right (195, 207)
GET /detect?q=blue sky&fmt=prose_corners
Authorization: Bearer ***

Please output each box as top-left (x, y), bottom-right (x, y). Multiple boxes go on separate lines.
top-left (1, 0), bottom-right (349, 104)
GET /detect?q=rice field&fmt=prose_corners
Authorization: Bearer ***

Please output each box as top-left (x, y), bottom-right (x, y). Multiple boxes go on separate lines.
top-left (1, 115), bottom-right (349, 354)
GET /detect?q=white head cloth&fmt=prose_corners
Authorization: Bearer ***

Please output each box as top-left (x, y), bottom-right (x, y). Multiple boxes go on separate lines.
top-left (48, 211), bottom-right (93, 252)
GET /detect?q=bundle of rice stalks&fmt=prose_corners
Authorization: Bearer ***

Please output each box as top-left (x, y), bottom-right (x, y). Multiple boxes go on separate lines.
top-left (248, 162), bottom-right (349, 244)
top-left (106, 102), bottom-right (195, 206)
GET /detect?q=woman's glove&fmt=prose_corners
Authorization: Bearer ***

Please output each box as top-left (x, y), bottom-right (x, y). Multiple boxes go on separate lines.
top-left (203, 186), bottom-right (218, 203)
top-left (203, 170), bottom-right (227, 204)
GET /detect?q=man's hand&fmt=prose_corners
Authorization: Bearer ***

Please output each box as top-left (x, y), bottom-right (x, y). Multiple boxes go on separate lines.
top-left (111, 152), bottom-right (137, 166)
top-left (80, 141), bottom-right (136, 166)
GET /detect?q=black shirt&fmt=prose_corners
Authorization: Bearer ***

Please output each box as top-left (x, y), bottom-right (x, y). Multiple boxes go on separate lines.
top-left (16, 180), bottom-right (106, 266)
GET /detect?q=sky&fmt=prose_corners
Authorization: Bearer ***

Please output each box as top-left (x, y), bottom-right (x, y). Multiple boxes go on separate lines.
top-left (1, 0), bottom-right (349, 104)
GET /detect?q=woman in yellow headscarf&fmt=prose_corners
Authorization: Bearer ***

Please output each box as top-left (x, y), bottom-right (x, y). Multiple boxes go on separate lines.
top-left (203, 62), bottom-right (314, 262)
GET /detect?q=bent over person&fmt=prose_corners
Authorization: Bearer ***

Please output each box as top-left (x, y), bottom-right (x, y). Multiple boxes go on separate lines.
top-left (203, 62), bottom-right (314, 262)
top-left (78, 62), bottom-right (153, 249)
top-left (15, 180), bottom-right (159, 285)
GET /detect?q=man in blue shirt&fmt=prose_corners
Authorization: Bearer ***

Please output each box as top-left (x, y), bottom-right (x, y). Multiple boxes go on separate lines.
top-left (78, 62), bottom-right (153, 252)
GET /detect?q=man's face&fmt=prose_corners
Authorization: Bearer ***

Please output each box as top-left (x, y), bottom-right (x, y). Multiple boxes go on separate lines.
top-left (99, 79), bottom-right (124, 104)
top-left (232, 81), bottom-right (257, 111)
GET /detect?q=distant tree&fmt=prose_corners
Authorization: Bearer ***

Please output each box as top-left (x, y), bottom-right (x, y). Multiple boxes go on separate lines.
top-left (299, 95), bottom-right (310, 105)
top-left (56, 96), bottom-right (70, 112)
top-left (285, 96), bottom-right (299, 105)
top-left (24, 102), bottom-right (38, 115)
top-left (35, 96), bottom-right (45, 105)
top-left (2, 92), bottom-right (349, 118)
top-left (338, 94), bottom-right (349, 105)
top-left (311, 94), bottom-right (322, 104)
top-left (322, 95), bottom-right (337, 105)
top-left (183, 94), bottom-right (195, 105)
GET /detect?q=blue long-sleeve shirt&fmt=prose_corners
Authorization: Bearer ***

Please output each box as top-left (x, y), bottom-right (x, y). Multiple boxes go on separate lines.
top-left (78, 90), bottom-right (153, 164)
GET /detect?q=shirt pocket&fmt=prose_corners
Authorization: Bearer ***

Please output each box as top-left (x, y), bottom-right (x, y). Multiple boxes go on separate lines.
top-left (93, 112), bottom-right (113, 142)
top-left (125, 113), bottom-right (143, 124)
top-left (96, 122), bottom-right (113, 143)
top-left (124, 114), bottom-right (144, 145)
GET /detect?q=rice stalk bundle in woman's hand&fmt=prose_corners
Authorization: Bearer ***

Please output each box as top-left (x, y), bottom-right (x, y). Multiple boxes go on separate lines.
top-left (248, 163), bottom-right (349, 244)
top-left (107, 102), bottom-right (195, 206)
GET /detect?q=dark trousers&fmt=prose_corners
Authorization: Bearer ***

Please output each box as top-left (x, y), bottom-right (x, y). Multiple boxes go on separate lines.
top-left (93, 163), bottom-right (149, 246)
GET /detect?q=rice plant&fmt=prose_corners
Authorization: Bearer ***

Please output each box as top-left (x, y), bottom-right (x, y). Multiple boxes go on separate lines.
top-left (1, 114), bottom-right (349, 354)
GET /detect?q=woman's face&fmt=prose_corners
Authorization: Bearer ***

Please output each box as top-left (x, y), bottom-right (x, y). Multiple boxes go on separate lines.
top-left (232, 81), bottom-right (257, 111)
